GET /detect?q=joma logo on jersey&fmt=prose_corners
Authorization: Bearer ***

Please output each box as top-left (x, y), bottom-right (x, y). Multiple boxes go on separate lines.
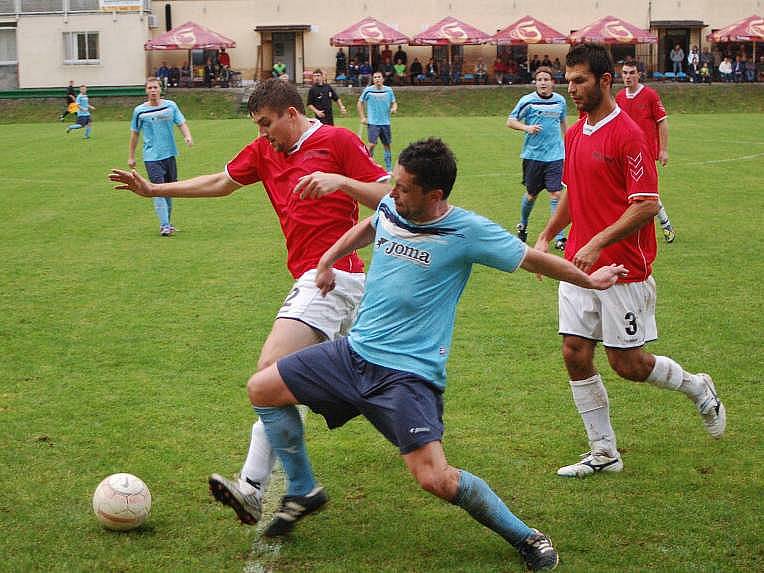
top-left (380, 238), bottom-right (432, 266)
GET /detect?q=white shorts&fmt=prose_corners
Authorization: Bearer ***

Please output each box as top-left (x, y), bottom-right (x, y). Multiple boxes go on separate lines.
top-left (558, 277), bottom-right (658, 349)
top-left (276, 269), bottom-right (365, 340)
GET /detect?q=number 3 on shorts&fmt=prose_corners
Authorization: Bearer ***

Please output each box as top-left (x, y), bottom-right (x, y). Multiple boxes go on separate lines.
top-left (624, 311), bottom-right (638, 336)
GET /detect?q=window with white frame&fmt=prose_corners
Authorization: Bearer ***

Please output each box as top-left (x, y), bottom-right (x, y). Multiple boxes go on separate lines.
top-left (64, 31), bottom-right (99, 64)
top-left (0, 28), bottom-right (16, 64)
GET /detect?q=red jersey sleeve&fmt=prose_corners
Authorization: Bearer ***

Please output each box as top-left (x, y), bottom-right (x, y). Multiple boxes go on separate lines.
top-left (622, 133), bottom-right (659, 203)
top-left (225, 139), bottom-right (263, 186)
top-left (332, 128), bottom-right (389, 182)
top-left (651, 90), bottom-right (667, 123)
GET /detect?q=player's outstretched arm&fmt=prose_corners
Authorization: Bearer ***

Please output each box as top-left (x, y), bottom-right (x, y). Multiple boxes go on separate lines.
top-left (294, 172), bottom-right (390, 210)
top-left (316, 217), bottom-right (376, 295)
top-left (520, 247), bottom-right (628, 290)
top-left (109, 169), bottom-right (240, 198)
top-left (535, 190), bottom-right (571, 252)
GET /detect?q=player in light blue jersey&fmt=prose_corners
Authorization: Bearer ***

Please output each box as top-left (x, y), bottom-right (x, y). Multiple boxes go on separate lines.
top-left (66, 85), bottom-right (96, 139)
top-left (507, 67), bottom-right (568, 250)
top-left (357, 71), bottom-right (397, 172)
top-left (128, 77), bottom-right (193, 236)
top-left (243, 138), bottom-right (626, 571)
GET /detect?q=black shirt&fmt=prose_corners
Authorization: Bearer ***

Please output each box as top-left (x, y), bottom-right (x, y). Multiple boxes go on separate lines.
top-left (307, 83), bottom-right (340, 125)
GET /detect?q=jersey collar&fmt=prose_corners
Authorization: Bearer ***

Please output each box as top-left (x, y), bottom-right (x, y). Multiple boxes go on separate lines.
top-left (583, 106), bottom-right (621, 136)
top-left (624, 84), bottom-right (644, 99)
top-left (287, 119), bottom-right (322, 155)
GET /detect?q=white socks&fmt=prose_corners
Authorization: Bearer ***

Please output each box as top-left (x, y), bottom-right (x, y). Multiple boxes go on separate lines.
top-left (570, 374), bottom-right (617, 457)
top-left (646, 355), bottom-right (706, 401)
top-left (240, 419), bottom-right (277, 495)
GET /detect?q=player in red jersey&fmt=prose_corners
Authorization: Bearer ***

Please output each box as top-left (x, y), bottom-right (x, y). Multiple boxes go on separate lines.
top-left (110, 78), bottom-right (389, 522)
top-left (616, 61), bottom-right (676, 243)
top-left (535, 44), bottom-right (725, 478)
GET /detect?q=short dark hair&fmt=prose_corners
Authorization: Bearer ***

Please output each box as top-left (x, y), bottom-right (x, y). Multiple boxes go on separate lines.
top-left (534, 66), bottom-right (554, 80)
top-left (312, 69), bottom-right (323, 75)
top-left (565, 43), bottom-right (614, 81)
top-left (397, 138), bottom-right (457, 199)
top-left (622, 60), bottom-right (639, 69)
top-left (247, 78), bottom-right (305, 116)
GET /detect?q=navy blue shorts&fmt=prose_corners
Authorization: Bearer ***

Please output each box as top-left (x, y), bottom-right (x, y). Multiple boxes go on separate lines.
top-left (367, 124), bottom-right (392, 145)
top-left (144, 157), bottom-right (178, 184)
top-left (522, 159), bottom-right (563, 196)
top-left (277, 337), bottom-right (444, 454)
top-left (76, 115), bottom-right (91, 127)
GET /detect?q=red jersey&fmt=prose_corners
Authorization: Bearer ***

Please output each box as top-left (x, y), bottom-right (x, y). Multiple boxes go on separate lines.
top-left (226, 121), bottom-right (388, 279)
top-left (563, 107), bottom-right (659, 282)
top-left (615, 84), bottom-right (667, 161)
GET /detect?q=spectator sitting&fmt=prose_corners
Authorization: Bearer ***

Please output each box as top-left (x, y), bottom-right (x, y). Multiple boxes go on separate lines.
top-left (541, 54), bottom-right (552, 68)
top-left (409, 57), bottom-right (423, 84)
top-left (347, 59), bottom-right (361, 86)
top-left (733, 55), bottom-right (745, 83)
top-left (529, 54), bottom-right (541, 72)
top-left (474, 58), bottom-right (488, 84)
top-left (393, 59), bottom-right (406, 85)
top-left (425, 58), bottom-right (438, 82)
top-left (380, 57), bottom-right (395, 85)
top-left (439, 60), bottom-right (451, 85)
top-left (699, 62), bottom-right (712, 83)
top-left (758, 56), bottom-right (764, 82)
top-left (168, 65), bottom-right (180, 87)
top-left (272, 60), bottom-right (286, 78)
top-left (359, 61), bottom-right (373, 86)
top-left (505, 58), bottom-right (518, 85)
top-left (687, 45), bottom-right (700, 82)
top-left (157, 61), bottom-right (170, 88)
top-left (552, 57), bottom-right (562, 71)
top-left (180, 61), bottom-right (192, 87)
top-left (718, 57), bottom-right (733, 82)
top-left (493, 57), bottom-right (506, 85)
top-left (219, 65), bottom-right (231, 88)
top-left (745, 58), bottom-right (756, 82)
top-left (204, 58), bottom-right (216, 87)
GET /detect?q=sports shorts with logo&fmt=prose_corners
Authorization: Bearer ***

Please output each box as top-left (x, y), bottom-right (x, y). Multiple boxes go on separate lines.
top-left (367, 124), bottom-right (392, 145)
top-left (522, 159), bottom-right (563, 196)
top-left (276, 268), bottom-right (365, 340)
top-left (277, 337), bottom-right (444, 454)
top-left (558, 276), bottom-right (658, 349)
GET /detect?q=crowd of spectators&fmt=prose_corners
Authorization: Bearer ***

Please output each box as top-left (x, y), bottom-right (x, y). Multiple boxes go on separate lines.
top-left (154, 48), bottom-right (239, 88)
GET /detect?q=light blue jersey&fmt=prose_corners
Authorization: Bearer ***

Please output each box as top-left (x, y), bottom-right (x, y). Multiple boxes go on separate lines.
top-left (348, 195), bottom-right (527, 390)
top-left (360, 85), bottom-right (395, 125)
top-left (509, 91), bottom-right (567, 161)
top-left (75, 94), bottom-right (91, 116)
top-left (130, 99), bottom-right (186, 162)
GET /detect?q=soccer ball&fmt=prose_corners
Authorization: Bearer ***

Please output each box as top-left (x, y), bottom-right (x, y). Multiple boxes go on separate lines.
top-left (92, 473), bottom-right (152, 531)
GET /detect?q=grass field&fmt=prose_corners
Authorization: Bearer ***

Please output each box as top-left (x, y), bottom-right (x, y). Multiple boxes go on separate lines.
top-left (1, 111), bottom-right (762, 572)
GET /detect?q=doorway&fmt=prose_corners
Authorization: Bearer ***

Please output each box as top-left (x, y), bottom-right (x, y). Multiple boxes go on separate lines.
top-left (272, 32), bottom-right (296, 81)
top-left (661, 29), bottom-right (689, 72)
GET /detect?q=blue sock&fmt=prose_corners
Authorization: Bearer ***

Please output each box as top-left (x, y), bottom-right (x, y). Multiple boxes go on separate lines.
top-left (85, 125), bottom-right (91, 138)
top-left (166, 197), bottom-right (173, 225)
top-left (452, 469), bottom-right (533, 547)
top-left (153, 197), bottom-right (170, 227)
top-left (550, 196), bottom-right (565, 241)
top-left (68, 124), bottom-right (81, 130)
top-left (383, 149), bottom-right (392, 172)
top-left (520, 195), bottom-right (535, 227)
top-left (254, 406), bottom-right (316, 496)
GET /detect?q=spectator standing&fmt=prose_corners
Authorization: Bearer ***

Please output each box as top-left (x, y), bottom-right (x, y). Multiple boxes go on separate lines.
top-left (218, 48), bottom-right (231, 68)
top-left (394, 45), bottom-right (407, 66)
top-left (157, 61), bottom-right (170, 88)
top-left (272, 60), bottom-right (287, 79)
top-left (204, 58), bottom-right (216, 87)
top-left (669, 44), bottom-right (684, 75)
top-left (306, 69), bottom-right (346, 125)
top-left (335, 48), bottom-right (347, 78)
top-left (128, 76), bottom-right (193, 236)
top-left (687, 46), bottom-right (699, 82)
top-left (359, 61), bottom-right (373, 86)
top-left (493, 56), bottom-right (506, 85)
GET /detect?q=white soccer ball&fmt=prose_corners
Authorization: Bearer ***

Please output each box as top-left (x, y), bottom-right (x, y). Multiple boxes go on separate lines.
top-left (92, 473), bottom-right (152, 531)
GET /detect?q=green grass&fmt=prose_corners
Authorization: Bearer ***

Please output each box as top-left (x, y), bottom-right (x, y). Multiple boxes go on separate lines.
top-left (1, 114), bottom-right (762, 572)
top-left (2, 82), bottom-right (764, 124)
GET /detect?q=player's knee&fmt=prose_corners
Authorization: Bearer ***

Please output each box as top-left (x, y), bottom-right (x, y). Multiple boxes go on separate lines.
top-left (247, 370), bottom-right (275, 406)
top-left (412, 467), bottom-right (455, 500)
top-left (607, 352), bottom-right (651, 381)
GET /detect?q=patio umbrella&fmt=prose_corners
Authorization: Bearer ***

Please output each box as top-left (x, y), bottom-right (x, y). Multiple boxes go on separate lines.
top-left (330, 17), bottom-right (410, 47)
top-left (144, 21), bottom-right (236, 50)
top-left (569, 15), bottom-right (657, 44)
top-left (412, 16), bottom-right (490, 74)
top-left (491, 16), bottom-right (568, 45)
top-left (707, 15), bottom-right (764, 62)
